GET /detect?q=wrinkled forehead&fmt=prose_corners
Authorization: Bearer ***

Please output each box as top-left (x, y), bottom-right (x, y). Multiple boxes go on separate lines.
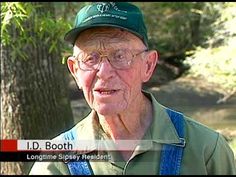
top-left (74, 27), bottom-right (144, 51)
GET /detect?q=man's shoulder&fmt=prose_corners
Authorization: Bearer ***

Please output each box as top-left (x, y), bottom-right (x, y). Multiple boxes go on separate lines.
top-left (164, 107), bottom-right (222, 147)
top-left (29, 161), bottom-right (69, 175)
top-left (53, 112), bottom-right (94, 141)
top-left (184, 115), bottom-right (219, 136)
top-left (29, 114), bottom-right (94, 175)
top-left (182, 114), bottom-right (224, 149)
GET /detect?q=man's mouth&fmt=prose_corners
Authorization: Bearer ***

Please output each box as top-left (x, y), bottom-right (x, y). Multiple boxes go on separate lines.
top-left (94, 89), bottom-right (118, 95)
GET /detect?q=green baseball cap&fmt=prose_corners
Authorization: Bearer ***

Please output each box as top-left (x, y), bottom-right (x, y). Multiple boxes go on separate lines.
top-left (64, 2), bottom-right (148, 47)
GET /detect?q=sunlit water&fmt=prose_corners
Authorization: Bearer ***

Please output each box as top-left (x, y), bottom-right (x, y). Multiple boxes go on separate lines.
top-left (172, 104), bottom-right (236, 131)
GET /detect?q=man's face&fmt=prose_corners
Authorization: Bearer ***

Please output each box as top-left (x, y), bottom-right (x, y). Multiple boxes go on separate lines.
top-left (68, 27), bottom-right (154, 116)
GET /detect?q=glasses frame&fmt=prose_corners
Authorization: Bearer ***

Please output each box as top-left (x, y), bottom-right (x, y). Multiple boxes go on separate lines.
top-left (73, 48), bottom-right (148, 71)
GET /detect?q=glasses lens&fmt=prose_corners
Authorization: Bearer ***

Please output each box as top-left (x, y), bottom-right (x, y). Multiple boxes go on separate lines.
top-left (79, 51), bottom-right (100, 70)
top-left (110, 49), bottom-right (132, 69)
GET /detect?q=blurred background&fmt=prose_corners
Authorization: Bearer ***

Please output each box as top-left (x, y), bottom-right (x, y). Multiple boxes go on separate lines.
top-left (1, 2), bottom-right (235, 174)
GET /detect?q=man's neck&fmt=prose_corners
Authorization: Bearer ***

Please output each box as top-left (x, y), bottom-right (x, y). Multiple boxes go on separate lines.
top-left (97, 94), bottom-right (153, 141)
top-left (97, 94), bottom-right (153, 161)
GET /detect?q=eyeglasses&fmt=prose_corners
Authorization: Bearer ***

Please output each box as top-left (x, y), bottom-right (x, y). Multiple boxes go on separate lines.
top-left (72, 49), bottom-right (148, 71)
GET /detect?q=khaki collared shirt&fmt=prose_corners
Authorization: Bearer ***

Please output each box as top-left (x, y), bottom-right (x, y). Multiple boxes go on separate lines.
top-left (29, 92), bottom-right (236, 175)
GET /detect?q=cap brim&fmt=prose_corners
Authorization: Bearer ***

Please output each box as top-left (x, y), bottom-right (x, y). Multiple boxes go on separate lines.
top-left (64, 23), bottom-right (145, 46)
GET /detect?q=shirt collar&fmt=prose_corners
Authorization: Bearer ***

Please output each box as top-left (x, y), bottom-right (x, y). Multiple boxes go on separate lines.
top-left (142, 90), bottom-right (182, 145)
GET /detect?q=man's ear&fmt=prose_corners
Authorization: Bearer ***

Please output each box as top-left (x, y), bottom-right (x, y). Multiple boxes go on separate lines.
top-left (67, 56), bottom-right (78, 78)
top-left (142, 50), bottom-right (159, 83)
top-left (67, 57), bottom-right (82, 89)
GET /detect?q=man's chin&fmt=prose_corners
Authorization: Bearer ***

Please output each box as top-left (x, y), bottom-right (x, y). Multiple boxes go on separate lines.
top-left (95, 106), bottom-right (123, 117)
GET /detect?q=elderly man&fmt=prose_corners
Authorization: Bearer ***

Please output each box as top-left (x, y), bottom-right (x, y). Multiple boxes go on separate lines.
top-left (29, 2), bottom-right (236, 175)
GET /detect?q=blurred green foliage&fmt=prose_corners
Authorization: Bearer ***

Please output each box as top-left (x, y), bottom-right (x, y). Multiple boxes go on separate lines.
top-left (134, 2), bottom-right (220, 59)
top-left (1, 2), bottom-right (71, 61)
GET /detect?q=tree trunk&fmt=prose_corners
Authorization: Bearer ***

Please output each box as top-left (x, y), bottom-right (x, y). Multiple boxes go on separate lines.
top-left (190, 3), bottom-right (203, 46)
top-left (1, 2), bottom-right (74, 175)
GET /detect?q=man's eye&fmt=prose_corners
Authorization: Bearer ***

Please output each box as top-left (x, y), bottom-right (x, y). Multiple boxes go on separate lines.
top-left (84, 56), bottom-right (93, 61)
top-left (83, 56), bottom-right (95, 63)
top-left (113, 51), bottom-right (126, 61)
top-left (83, 53), bottom-right (100, 64)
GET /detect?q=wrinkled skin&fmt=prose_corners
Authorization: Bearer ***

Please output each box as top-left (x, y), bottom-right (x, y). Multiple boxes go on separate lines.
top-left (67, 27), bottom-right (158, 160)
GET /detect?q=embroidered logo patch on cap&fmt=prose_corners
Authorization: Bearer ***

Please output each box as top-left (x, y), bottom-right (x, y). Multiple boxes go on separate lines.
top-left (64, 2), bottom-right (148, 47)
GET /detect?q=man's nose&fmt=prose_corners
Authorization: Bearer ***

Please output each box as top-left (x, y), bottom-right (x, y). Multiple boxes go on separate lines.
top-left (96, 57), bottom-right (115, 80)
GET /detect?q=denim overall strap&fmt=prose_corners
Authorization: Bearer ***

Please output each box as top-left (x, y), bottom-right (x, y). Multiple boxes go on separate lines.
top-left (63, 128), bottom-right (92, 175)
top-left (159, 108), bottom-right (186, 175)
